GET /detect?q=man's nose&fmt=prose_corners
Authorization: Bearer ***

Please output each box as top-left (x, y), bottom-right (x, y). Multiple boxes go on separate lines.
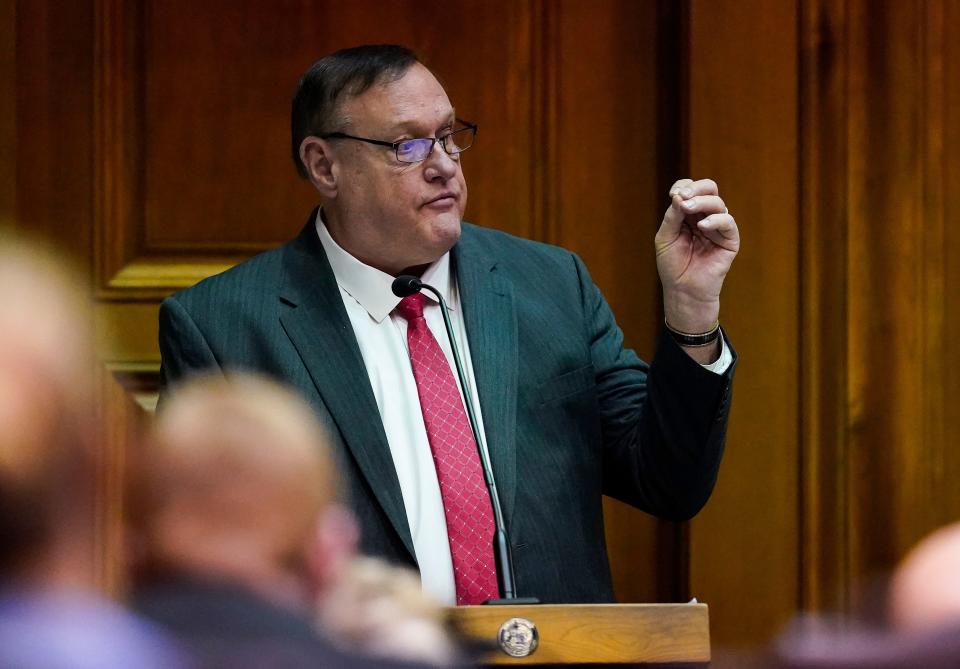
top-left (423, 142), bottom-right (458, 181)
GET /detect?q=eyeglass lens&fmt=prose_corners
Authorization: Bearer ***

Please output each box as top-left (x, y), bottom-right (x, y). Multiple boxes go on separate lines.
top-left (395, 126), bottom-right (475, 163)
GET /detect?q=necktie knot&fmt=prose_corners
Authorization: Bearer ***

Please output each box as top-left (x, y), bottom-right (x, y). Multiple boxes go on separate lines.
top-left (396, 293), bottom-right (427, 321)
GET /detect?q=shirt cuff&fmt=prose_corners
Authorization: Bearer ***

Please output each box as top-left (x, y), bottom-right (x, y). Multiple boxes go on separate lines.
top-left (700, 333), bottom-right (732, 375)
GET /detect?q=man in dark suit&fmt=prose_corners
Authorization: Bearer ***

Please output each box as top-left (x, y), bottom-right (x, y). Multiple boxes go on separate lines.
top-left (159, 44), bottom-right (740, 604)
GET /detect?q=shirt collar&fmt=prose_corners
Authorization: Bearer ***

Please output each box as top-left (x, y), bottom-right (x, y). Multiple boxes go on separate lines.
top-left (314, 209), bottom-right (454, 323)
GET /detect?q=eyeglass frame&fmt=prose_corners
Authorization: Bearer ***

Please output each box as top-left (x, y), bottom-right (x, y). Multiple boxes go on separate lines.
top-left (318, 119), bottom-right (478, 164)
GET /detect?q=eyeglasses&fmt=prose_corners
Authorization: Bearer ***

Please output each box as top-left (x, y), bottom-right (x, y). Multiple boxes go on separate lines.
top-left (320, 119), bottom-right (477, 164)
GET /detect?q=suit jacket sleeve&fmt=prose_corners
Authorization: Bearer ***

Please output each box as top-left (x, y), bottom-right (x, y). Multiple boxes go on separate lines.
top-left (573, 253), bottom-right (736, 521)
top-left (157, 294), bottom-right (225, 407)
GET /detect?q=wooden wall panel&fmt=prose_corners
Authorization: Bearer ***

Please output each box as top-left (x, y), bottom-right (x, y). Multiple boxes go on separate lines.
top-left (686, 0), bottom-right (801, 646)
top-left (144, 1), bottom-right (318, 250)
top-left (552, 0), bottom-right (677, 605)
top-left (141, 0), bottom-right (538, 250)
top-left (800, 0), bottom-right (960, 614)
top-left (15, 0), bottom-right (94, 254)
top-left (96, 0), bottom-right (539, 297)
top-left (554, 0), bottom-right (660, 348)
top-left (945, 1), bottom-right (960, 518)
top-left (845, 0), bottom-right (935, 583)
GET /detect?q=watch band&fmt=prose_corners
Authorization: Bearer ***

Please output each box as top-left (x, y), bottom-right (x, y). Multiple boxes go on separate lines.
top-left (664, 319), bottom-right (721, 347)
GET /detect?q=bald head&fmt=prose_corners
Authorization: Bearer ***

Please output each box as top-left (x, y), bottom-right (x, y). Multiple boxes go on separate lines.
top-left (0, 235), bottom-right (95, 578)
top-left (889, 522), bottom-right (960, 633)
top-left (141, 374), bottom-right (342, 606)
top-left (0, 236), bottom-right (92, 398)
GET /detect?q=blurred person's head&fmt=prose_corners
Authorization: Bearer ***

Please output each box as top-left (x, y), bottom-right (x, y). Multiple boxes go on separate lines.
top-left (0, 235), bottom-right (96, 585)
top-left (889, 521), bottom-right (960, 633)
top-left (135, 374), bottom-right (358, 613)
top-left (318, 556), bottom-right (459, 665)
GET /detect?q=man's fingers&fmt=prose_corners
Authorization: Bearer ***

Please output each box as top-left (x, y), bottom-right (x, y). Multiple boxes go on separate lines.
top-left (697, 214), bottom-right (740, 251)
top-left (671, 178), bottom-right (719, 200)
top-left (668, 178), bottom-right (694, 198)
top-left (661, 178), bottom-right (730, 242)
top-left (679, 194), bottom-right (726, 215)
top-left (658, 193), bottom-right (689, 238)
top-left (684, 178), bottom-right (719, 198)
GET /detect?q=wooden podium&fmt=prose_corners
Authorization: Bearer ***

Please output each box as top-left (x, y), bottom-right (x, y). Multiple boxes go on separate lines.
top-left (447, 603), bottom-right (710, 665)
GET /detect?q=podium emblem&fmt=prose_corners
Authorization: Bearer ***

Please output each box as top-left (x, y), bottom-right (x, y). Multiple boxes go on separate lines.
top-left (498, 617), bottom-right (539, 657)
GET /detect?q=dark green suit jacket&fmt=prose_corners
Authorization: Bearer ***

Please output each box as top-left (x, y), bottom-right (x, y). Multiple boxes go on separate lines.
top-left (158, 214), bottom-right (736, 603)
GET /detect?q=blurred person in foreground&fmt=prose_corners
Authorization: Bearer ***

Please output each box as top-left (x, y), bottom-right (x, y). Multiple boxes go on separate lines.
top-left (318, 557), bottom-right (462, 664)
top-left (131, 373), bottom-right (458, 668)
top-left (888, 520), bottom-right (960, 634)
top-left (0, 236), bottom-right (184, 669)
top-left (771, 523), bottom-right (960, 669)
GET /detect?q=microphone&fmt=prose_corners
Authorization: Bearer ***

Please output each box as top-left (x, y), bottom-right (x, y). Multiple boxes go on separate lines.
top-left (391, 275), bottom-right (535, 605)
top-left (391, 275), bottom-right (423, 297)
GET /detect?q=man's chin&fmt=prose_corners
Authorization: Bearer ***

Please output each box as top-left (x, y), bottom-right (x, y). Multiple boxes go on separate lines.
top-left (395, 214), bottom-right (462, 271)
top-left (428, 214), bottom-right (462, 250)
top-left (443, 215), bottom-right (463, 237)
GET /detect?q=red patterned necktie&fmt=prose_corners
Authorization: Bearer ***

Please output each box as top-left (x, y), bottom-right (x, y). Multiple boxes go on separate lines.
top-left (395, 292), bottom-right (499, 605)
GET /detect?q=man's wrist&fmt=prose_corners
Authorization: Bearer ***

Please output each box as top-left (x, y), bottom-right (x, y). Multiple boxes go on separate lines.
top-left (662, 294), bottom-right (720, 335)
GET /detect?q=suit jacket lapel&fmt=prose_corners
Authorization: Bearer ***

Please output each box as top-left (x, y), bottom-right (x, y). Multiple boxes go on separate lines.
top-left (454, 233), bottom-right (519, 528)
top-left (277, 219), bottom-right (415, 561)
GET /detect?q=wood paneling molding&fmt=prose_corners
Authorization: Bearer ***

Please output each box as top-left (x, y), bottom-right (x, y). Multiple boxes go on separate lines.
top-left (107, 257), bottom-right (245, 291)
top-left (799, 0), bottom-right (853, 614)
top-left (94, 0), bottom-right (144, 296)
top-left (529, 0), bottom-right (560, 247)
top-left (93, 365), bottom-right (149, 594)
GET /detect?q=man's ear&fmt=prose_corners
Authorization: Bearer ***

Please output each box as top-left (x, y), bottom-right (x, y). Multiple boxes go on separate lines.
top-left (299, 137), bottom-right (338, 198)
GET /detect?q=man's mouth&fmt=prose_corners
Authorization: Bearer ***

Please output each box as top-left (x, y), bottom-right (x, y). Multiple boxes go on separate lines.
top-left (423, 192), bottom-right (457, 207)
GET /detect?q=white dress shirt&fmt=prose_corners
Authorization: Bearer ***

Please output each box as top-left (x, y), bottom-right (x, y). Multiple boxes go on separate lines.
top-left (315, 212), bottom-right (731, 604)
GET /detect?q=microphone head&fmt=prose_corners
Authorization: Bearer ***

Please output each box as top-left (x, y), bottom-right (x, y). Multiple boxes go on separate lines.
top-left (392, 275), bottom-right (423, 298)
